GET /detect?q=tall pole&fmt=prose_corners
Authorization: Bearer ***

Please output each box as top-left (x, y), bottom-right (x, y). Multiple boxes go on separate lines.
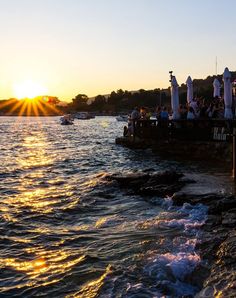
top-left (233, 128), bottom-right (236, 179)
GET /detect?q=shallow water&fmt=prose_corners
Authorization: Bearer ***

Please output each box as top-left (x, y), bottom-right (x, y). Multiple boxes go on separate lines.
top-left (0, 116), bottom-right (234, 297)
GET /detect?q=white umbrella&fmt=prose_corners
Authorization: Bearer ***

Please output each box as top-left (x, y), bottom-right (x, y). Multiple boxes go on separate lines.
top-left (171, 76), bottom-right (180, 120)
top-left (213, 78), bottom-right (221, 98)
top-left (186, 76), bottom-right (193, 104)
top-left (223, 67), bottom-right (233, 119)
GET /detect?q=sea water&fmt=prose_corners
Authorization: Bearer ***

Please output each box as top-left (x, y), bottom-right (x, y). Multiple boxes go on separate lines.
top-left (0, 116), bottom-right (233, 297)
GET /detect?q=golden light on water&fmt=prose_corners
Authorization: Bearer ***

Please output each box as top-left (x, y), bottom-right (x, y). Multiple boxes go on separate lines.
top-left (95, 217), bottom-right (108, 228)
top-left (100, 120), bottom-right (109, 128)
top-left (67, 264), bottom-right (112, 298)
top-left (12, 133), bottom-right (59, 213)
top-left (0, 114), bottom-right (115, 297)
top-left (1, 251), bottom-right (86, 291)
top-left (0, 130), bottom-right (92, 292)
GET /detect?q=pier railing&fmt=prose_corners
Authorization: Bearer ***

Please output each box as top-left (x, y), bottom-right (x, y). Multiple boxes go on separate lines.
top-left (132, 119), bottom-right (236, 142)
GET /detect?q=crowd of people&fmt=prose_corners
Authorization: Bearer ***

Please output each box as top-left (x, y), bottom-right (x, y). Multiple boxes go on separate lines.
top-left (123, 96), bottom-right (227, 137)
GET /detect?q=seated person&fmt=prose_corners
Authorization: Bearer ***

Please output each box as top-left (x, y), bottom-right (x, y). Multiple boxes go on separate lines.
top-left (123, 125), bottom-right (129, 137)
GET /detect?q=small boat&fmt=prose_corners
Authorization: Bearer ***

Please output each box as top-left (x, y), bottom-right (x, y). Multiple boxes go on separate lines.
top-left (60, 114), bottom-right (74, 125)
top-left (74, 112), bottom-right (95, 120)
top-left (116, 115), bottom-right (128, 122)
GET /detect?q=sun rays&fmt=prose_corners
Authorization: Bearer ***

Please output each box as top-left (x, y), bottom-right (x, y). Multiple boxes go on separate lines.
top-left (0, 96), bottom-right (60, 116)
top-left (0, 96), bottom-right (61, 116)
top-left (0, 79), bottom-right (61, 117)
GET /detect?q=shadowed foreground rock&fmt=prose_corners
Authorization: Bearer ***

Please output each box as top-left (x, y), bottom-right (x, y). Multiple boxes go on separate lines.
top-left (173, 192), bottom-right (236, 297)
top-left (106, 170), bottom-right (188, 197)
top-left (107, 170), bottom-right (236, 297)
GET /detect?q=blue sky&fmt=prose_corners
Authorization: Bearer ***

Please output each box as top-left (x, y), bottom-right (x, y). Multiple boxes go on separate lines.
top-left (0, 0), bottom-right (235, 100)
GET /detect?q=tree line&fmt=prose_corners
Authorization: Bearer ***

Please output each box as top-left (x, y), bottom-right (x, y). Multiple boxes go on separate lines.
top-left (68, 72), bottom-right (236, 113)
top-left (0, 72), bottom-right (235, 115)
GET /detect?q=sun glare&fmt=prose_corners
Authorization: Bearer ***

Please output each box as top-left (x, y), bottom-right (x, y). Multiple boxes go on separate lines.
top-left (13, 80), bottom-right (48, 99)
top-left (4, 80), bottom-right (60, 116)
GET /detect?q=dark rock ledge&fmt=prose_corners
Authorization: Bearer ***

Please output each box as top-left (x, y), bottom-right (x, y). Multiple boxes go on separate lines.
top-left (106, 170), bottom-right (236, 297)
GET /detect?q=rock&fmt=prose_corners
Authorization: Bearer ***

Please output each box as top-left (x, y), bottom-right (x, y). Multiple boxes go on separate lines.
top-left (145, 170), bottom-right (184, 185)
top-left (172, 193), bottom-right (227, 208)
top-left (106, 172), bottom-right (150, 187)
top-left (107, 169), bottom-right (236, 297)
top-left (208, 196), bottom-right (236, 215)
top-left (106, 170), bottom-right (185, 197)
top-left (186, 263), bottom-right (211, 289)
top-left (138, 183), bottom-right (183, 197)
top-left (143, 168), bottom-right (156, 172)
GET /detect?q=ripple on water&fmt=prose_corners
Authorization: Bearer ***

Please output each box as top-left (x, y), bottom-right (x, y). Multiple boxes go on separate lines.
top-left (0, 117), bottom-right (233, 297)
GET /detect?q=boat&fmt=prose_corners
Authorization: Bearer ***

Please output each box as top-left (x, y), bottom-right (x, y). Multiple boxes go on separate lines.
top-left (74, 112), bottom-right (95, 120)
top-left (60, 114), bottom-right (74, 125)
top-left (116, 115), bottom-right (128, 122)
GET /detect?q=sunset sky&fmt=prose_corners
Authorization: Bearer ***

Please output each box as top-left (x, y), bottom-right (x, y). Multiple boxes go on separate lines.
top-left (0, 0), bottom-right (236, 101)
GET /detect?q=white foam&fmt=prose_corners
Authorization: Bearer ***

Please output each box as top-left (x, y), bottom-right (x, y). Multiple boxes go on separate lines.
top-left (159, 252), bottom-right (200, 279)
top-left (152, 202), bottom-right (208, 232)
top-left (141, 198), bottom-right (208, 296)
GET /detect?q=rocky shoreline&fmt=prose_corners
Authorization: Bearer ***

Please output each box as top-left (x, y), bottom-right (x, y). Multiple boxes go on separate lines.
top-left (107, 170), bottom-right (236, 297)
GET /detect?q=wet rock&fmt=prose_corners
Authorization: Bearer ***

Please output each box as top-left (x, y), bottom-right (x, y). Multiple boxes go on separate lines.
top-left (222, 210), bottom-right (236, 228)
top-left (196, 233), bottom-right (228, 262)
top-left (106, 172), bottom-right (150, 187)
top-left (216, 231), bottom-right (236, 266)
top-left (172, 193), bottom-right (220, 206)
top-left (208, 196), bottom-right (236, 215)
top-left (145, 171), bottom-right (184, 185)
top-left (108, 170), bottom-right (183, 187)
top-left (143, 168), bottom-right (156, 172)
top-left (107, 170), bottom-right (189, 198)
top-left (137, 183), bottom-right (183, 197)
top-left (107, 169), bottom-right (236, 296)
top-left (186, 263), bottom-right (211, 289)
top-left (173, 190), bottom-right (236, 297)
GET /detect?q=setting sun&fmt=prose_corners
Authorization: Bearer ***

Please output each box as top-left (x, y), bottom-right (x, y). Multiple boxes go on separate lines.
top-left (13, 80), bottom-right (48, 99)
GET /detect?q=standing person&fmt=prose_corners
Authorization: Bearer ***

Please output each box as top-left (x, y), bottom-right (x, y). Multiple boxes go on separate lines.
top-left (140, 107), bottom-right (147, 119)
top-left (187, 106), bottom-right (196, 119)
top-left (179, 104), bottom-right (188, 119)
top-left (131, 107), bottom-right (140, 120)
top-left (145, 107), bottom-right (151, 120)
top-left (160, 107), bottom-right (169, 120)
top-left (129, 107), bottom-right (140, 136)
top-left (156, 106), bottom-right (162, 121)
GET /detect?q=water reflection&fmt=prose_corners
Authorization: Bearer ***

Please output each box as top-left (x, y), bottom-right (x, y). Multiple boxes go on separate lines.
top-left (17, 134), bottom-right (53, 169)
top-left (1, 117), bottom-right (234, 297)
top-left (8, 133), bottom-right (57, 213)
top-left (67, 264), bottom-right (112, 298)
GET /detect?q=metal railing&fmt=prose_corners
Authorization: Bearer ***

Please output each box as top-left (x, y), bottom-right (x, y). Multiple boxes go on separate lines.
top-left (132, 118), bottom-right (236, 142)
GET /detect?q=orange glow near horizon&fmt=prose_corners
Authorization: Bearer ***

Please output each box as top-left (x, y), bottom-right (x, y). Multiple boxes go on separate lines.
top-left (0, 97), bottom-right (60, 116)
top-left (0, 86), bottom-right (61, 116)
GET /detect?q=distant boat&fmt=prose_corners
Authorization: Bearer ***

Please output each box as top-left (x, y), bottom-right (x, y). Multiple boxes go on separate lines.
top-left (74, 112), bottom-right (95, 120)
top-left (116, 115), bottom-right (128, 122)
top-left (60, 114), bottom-right (74, 125)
